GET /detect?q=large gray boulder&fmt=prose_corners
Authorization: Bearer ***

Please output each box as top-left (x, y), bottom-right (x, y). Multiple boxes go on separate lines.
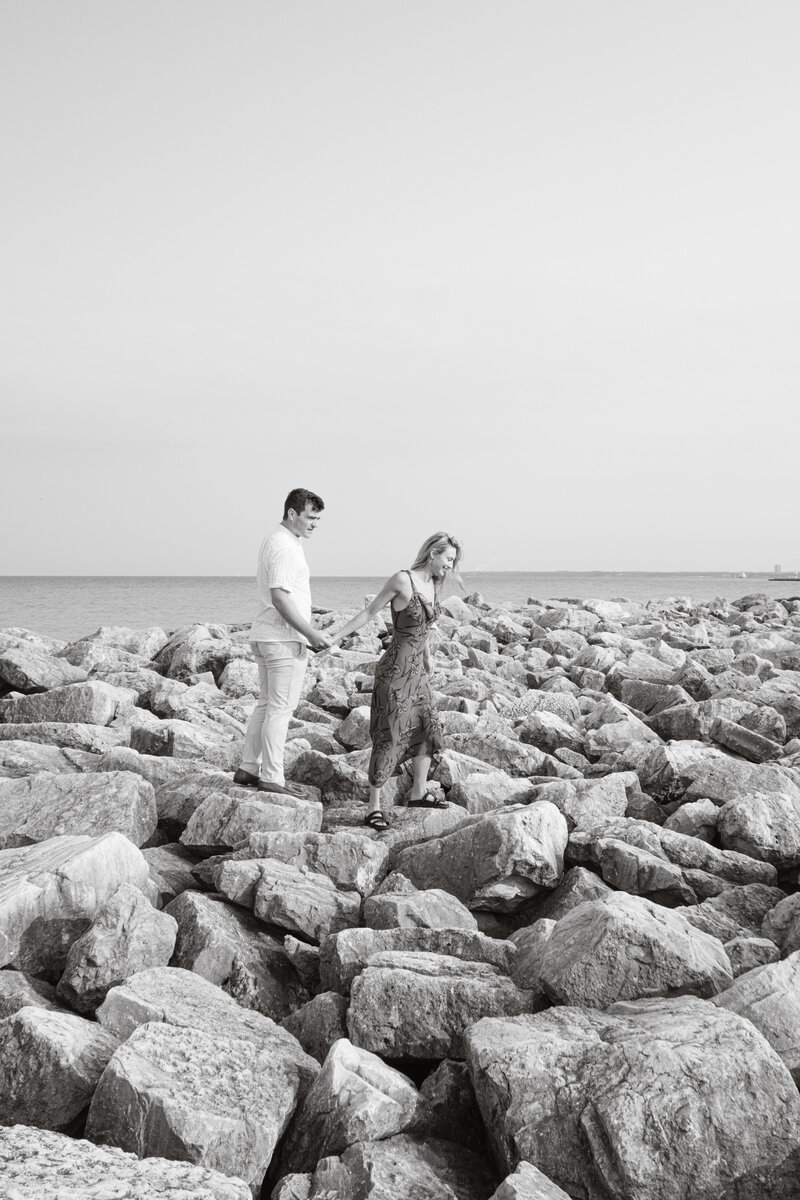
top-left (234, 830), bottom-right (389, 896)
top-left (363, 884), bottom-right (478, 932)
top-left (526, 774), bottom-right (632, 833)
top-left (280, 991), bottom-right (348, 1064)
top-left (94, 967), bottom-right (317, 1082)
top-left (85, 1019), bottom-right (310, 1195)
top-left (762, 892), bottom-right (800, 956)
top-left (539, 891), bottom-right (733, 1008)
top-left (319, 926), bottom-right (516, 995)
top-left (391, 803), bottom-right (568, 912)
top-left (93, 965), bottom-right (320, 1120)
top-left (444, 726), bottom-right (548, 777)
top-left (488, 1162), bottom-right (572, 1200)
top-left (525, 865), bottom-right (613, 923)
top-left (0, 771), bottom-right (157, 849)
top-left (0, 739), bottom-right (97, 777)
top-left (449, 770), bottom-right (538, 814)
top-left (0, 833), bottom-right (152, 979)
top-left (567, 831), bottom-right (697, 905)
top-left (663, 797), bottom-right (719, 842)
top-left (253, 860), bottom-right (361, 943)
top-left (717, 783), bottom-right (800, 868)
top-left (273, 1133), bottom-right (497, 1200)
top-left (0, 645), bottom-right (87, 692)
top-left (713, 952), bottom-right (800, 1082)
top-left (0, 680), bottom-right (136, 726)
top-left (0, 1005), bottom-right (118, 1129)
top-left (56, 883), bottom-right (177, 1013)
top-left (279, 1037), bottom-right (420, 1174)
top-left (0, 970), bottom-right (62, 1018)
top-left (0, 1124), bottom-right (250, 1199)
top-left (0, 721), bottom-right (125, 752)
top-left (679, 883), bottom-right (786, 943)
top-left (65, 624), bottom-right (169, 660)
top-left (166, 890), bottom-right (308, 1020)
top-left (509, 920), bottom-right (555, 991)
top-left (725, 936), bottom-right (781, 977)
top-left (142, 841), bottom-right (200, 904)
top-left (92, 748), bottom-right (238, 827)
top-left (466, 997), bottom-right (800, 1199)
top-left (131, 717), bottom-right (241, 771)
top-left (347, 950), bottom-right (541, 1059)
top-left (179, 789), bottom-right (323, 851)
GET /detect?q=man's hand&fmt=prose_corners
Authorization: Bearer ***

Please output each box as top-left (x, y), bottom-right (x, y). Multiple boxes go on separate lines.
top-left (307, 630), bottom-right (332, 652)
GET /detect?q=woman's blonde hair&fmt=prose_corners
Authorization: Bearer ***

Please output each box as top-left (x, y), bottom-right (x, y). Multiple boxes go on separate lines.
top-left (410, 532), bottom-right (464, 593)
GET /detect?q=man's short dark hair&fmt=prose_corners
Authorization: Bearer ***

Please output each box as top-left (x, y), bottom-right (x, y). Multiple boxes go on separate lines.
top-left (283, 488), bottom-right (324, 519)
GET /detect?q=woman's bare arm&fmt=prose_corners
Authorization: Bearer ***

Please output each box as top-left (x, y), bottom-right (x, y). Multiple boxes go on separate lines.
top-left (327, 572), bottom-right (409, 645)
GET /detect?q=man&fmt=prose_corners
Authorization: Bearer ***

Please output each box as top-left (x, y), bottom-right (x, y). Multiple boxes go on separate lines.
top-left (233, 487), bottom-right (331, 794)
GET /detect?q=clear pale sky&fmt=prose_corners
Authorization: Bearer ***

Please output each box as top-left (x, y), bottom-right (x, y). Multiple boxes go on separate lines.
top-left (2, 2), bottom-right (798, 576)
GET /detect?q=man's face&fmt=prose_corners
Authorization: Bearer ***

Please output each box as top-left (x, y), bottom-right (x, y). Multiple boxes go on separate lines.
top-left (287, 504), bottom-right (322, 538)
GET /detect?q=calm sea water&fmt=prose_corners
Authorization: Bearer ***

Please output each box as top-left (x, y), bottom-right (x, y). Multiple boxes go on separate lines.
top-left (1, 573), bottom-right (798, 643)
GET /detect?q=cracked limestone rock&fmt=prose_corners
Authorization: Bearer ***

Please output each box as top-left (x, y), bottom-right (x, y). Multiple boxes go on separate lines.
top-left (0, 832), bottom-right (152, 980)
top-left (56, 882), bottom-right (177, 1013)
top-left (391, 802), bottom-right (568, 912)
top-left (253, 859), bottom-right (361, 943)
top-left (94, 967), bottom-right (318, 1092)
top-left (0, 680), bottom-right (136, 726)
top-left (0, 645), bottom-right (88, 692)
top-left (273, 1133), bottom-right (497, 1200)
top-left (0, 1004), bottom-right (119, 1130)
top-left (488, 1161), bottom-right (572, 1200)
top-left (362, 885), bottom-right (478, 931)
top-left (319, 925), bottom-right (516, 996)
top-left (85, 1019), bottom-right (309, 1195)
top-left (0, 1124), bottom-right (250, 1200)
top-left (347, 950), bottom-right (542, 1059)
top-left (466, 996), bottom-right (800, 1200)
top-left (180, 790), bottom-right (323, 852)
top-left (279, 1037), bottom-right (421, 1175)
top-left (713, 951), bottom-right (800, 1082)
top-left (539, 891), bottom-right (733, 1008)
top-left (233, 830), bottom-right (389, 896)
top-left (0, 739), bottom-right (97, 777)
top-left (166, 890), bottom-right (308, 1021)
top-left (0, 770), bottom-right (157, 849)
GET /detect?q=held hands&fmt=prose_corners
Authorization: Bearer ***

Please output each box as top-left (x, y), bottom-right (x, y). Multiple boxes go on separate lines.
top-left (307, 630), bottom-right (333, 652)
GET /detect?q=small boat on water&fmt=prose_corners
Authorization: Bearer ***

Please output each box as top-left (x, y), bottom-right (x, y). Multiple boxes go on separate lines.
top-left (769, 572), bottom-right (800, 581)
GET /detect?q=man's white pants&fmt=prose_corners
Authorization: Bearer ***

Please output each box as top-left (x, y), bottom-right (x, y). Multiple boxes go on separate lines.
top-left (240, 641), bottom-right (308, 784)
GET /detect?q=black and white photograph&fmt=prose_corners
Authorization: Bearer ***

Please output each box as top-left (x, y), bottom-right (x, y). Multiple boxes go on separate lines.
top-left (2, 2), bottom-right (800, 1197)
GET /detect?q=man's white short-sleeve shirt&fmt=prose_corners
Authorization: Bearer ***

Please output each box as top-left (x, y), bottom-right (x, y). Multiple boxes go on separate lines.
top-left (249, 525), bottom-right (312, 643)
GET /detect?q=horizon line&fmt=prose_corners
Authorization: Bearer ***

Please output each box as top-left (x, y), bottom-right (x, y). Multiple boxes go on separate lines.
top-left (0, 570), bottom-right (785, 580)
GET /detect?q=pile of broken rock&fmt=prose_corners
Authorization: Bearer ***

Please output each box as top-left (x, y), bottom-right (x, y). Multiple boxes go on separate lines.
top-left (1, 589), bottom-right (800, 1199)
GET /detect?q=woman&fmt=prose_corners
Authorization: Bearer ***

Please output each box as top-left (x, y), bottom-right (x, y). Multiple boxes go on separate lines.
top-left (328, 532), bottom-right (463, 830)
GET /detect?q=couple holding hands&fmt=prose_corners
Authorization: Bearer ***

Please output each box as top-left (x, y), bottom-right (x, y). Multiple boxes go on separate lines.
top-left (234, 487), bottom-right (463, 830)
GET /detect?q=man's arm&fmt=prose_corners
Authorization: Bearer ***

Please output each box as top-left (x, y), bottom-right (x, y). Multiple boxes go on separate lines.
top-left (271, 588), bottom-right (331, 650)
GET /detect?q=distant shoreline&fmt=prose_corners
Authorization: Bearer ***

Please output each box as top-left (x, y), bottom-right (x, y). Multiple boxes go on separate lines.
top-left (3, 573), bottom-right (799, 643)
top-left (0, 570), bottom-right (784, 581)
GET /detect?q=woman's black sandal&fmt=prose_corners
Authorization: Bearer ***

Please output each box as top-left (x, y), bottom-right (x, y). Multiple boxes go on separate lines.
top-left (364, 809), bottom-right (390, 831)
top-left (407, 792), bottom-right (448, 809)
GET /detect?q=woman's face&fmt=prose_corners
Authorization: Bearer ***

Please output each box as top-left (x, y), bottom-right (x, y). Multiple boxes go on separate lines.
top-left (430, 545), bottom-right (457, 579)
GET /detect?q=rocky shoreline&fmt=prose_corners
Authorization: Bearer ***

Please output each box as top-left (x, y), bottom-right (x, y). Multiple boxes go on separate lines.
top-left (1, 589), bottom-right (800, 1198)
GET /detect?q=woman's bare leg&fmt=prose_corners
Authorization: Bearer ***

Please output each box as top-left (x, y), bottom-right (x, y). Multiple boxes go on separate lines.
top-left (407, 751), bottom-right (432, 802)
top-left (367, 783), bottom-right (384, 815)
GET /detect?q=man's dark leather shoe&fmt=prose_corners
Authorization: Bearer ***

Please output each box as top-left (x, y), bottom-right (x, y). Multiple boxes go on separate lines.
top-left (257, 780), bottom-right (304, 797)
top-left (233, 768), bottom-right (259, 787)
